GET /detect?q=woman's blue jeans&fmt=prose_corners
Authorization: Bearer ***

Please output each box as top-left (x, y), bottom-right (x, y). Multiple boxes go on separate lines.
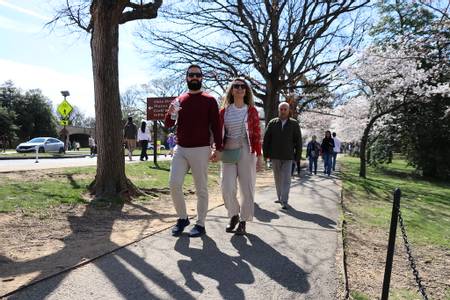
top-left (323, 152), bottom-right (332, 175)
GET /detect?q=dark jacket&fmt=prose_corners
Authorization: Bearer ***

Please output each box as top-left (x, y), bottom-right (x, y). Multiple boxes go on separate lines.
top-left (263, 117), bottom-right (301, 161)
top-left (321, 137), bottom-right (335, 154)
top-left (307, 141), bottom-right (321, 158)
top-left (124, 122), bottom-right (137, 139)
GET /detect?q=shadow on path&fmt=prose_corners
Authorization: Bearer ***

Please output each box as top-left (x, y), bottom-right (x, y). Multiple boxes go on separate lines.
top-left (280, 206), bottom-right (336, 229)
top-left (254, 203), bottom-right (279, 223)
top-left (231, 234), bottom-right (310, 293)
top-left (6, 199), bottom-right (188, 300)
top-left (175, 235), bottom-right (254, 300)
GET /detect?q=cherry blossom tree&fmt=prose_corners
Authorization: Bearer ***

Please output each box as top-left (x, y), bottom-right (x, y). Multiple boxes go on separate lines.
top-left (343, 42), bottom-right (449, 177)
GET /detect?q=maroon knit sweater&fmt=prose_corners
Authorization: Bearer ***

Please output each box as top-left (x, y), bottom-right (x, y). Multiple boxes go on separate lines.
top-left (164, 92), bottom-right (222, 150)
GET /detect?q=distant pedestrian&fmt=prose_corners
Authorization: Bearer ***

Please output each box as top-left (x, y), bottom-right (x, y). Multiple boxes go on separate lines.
top-left (306, 135), bottom-right (321, 175)
top-left (321, 130), bottom-right (335, 176)
top-left (123, 116), bottom-right (138, 161)
top-left (88, 136), bottom-right (96, 157)
top-left (138, 121), bottom-right (151, 161)
top-left (332, 132), bottom-right (341, 171)
top-left (167, 133), bottom-right (176, 157)
top-left (263, 102), bottom-right (301, 209)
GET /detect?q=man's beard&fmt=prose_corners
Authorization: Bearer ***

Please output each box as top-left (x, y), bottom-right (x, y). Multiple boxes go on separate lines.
top-left (187, 80), bottom-right (202, 91)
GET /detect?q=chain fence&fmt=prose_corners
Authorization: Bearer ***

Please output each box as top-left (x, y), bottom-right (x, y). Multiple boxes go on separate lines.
top-left (398, 209), bottom-right (429, 300)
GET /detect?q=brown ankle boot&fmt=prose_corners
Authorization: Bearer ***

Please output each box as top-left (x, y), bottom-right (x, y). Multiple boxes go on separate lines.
top-left (235, 221), bottom-right (246, 235)
top-left (226, 215), bottom-right (239, 233)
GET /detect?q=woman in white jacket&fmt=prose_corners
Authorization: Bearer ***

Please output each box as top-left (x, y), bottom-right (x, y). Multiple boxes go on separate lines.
top-left (137, 121), bottom-right (151, 161)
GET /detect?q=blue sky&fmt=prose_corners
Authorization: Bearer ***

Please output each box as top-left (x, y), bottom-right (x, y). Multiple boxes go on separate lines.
top-left (0, 0), bottom-right (159, 117)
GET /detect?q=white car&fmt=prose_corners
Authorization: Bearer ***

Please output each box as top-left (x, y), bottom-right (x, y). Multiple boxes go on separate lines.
top-left (16, 137), bottom-right (65, 153)
top-left (147, 144), bottom-right (166, 150)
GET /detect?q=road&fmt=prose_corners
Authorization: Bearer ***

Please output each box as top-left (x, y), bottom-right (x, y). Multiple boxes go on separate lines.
top-left (7, 173), bottom-right (341, 299)
top-left (0, 155), bottom-right (171, 173)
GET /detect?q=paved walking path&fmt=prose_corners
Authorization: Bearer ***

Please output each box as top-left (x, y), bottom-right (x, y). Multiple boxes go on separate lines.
top-left (8, 172), bottom-right (342, 300)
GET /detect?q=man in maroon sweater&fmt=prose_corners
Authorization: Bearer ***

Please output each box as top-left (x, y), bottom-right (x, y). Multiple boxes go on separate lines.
top-left (165, 64), bottom-right (222, 237)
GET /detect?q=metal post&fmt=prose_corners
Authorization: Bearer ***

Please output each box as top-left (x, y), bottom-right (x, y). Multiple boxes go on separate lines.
top-left (35, 145), bottom-right (39, 163)
top-left (153, 121), bottom-right (159, 168)
top-left (381, 188), bottom-right (401, 300)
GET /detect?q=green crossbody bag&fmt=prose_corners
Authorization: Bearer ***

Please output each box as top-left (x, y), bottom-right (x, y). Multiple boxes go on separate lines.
top-left (221, 110), bottom-right (247, 164)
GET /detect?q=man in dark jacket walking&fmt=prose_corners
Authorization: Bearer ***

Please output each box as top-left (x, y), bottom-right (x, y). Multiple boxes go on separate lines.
top-left (263, 102), bottom-right (301, 209)
top-left (123, 116), bottom-right (138, 161)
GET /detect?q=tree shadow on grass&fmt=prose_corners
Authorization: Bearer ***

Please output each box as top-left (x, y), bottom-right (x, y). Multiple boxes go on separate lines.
top-left (2, 195), bottom-right (187, 299)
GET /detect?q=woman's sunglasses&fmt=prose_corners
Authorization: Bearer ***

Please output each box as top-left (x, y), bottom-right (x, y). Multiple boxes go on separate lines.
top-left (232, 84), bottom-right (247, 90)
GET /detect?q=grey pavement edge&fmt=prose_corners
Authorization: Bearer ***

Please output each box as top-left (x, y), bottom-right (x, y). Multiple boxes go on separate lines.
top-left (6, 172), bottom-right (341, 300)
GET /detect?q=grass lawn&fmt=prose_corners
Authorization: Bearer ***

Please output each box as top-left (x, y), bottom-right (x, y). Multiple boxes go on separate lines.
top-left (341, 156), bottom-right (450, 248)
top-left (0, 161), bottom-right (220, 214)
top-left (340, 155), bottom-right (450, 299)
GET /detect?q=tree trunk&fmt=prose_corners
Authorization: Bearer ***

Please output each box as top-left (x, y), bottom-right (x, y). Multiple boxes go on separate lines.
top-left (359, 117), bottom-right (379, 178)
top-left (263, 80), bottom-right (280, 124)
top-left (90, 4), bottom-right (131, 199)
top-left (298, 126), bottom-right (303, 162)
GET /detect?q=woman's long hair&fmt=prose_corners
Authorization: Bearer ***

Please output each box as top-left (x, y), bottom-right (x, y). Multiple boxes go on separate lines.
top-left (222, 78), bottom-right (255, 108)
top-left (141, 121), bottom-right (146, 133)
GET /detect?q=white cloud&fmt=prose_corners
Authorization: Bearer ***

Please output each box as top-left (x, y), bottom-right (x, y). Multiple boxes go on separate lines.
top-left (0, 0), bottom-right (50, 21)
top-left (0, 59), bottom-right (95, 117)
top-left (0, 15), bottom-right (41, 33)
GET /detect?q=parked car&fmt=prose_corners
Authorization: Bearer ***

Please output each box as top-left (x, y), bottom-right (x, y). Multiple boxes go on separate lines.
top-left (147, 144), bottom-right (166, 150)
top-left (16, 137), bottom-right (65, 153)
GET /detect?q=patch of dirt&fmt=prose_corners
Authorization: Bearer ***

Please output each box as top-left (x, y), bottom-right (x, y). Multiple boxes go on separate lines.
top-left (0, 170), bottom-right (93, 182)
top-left (0, 169), bottom-right (276, 297)
top-left (343, 196), bottom-right (450, 299)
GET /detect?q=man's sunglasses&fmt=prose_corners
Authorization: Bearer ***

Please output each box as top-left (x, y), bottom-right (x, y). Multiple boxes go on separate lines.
top-left (232, 84), bottom-right (247, 90)
top-left (187, 72), bottom-right (203, 78)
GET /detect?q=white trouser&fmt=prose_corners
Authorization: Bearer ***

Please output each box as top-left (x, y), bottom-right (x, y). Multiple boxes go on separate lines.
top-left (169, 146), bottom-right (211, 227)
top-left (272, 159), bottom-right (293, 204)
top-left (221, 142), bottom-right (256, 221)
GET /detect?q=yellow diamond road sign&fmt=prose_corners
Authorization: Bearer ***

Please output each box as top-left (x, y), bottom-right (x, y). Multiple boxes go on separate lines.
top-left (57, 99), bottom-right (73, 117)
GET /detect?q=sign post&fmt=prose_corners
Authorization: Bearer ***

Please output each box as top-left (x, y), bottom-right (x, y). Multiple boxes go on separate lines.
top-left (57, 92), bottom-right (73, 151)
top-left (147, 97), bottom-right (175, 168)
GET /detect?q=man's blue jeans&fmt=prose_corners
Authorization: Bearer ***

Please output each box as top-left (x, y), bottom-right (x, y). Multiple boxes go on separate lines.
top-left (323, 152), bottom-right (332, 175)
top-left (332, 151), bottom-right (338, 171)
top-left (308, 157), bottom-right (318, 174)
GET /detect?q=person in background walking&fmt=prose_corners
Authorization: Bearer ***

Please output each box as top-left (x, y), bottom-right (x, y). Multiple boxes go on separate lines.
top-left (167, 133), bottom-right (177, 157)
top-left (124, 116), bottom-right (138, 161)
top-left (164, 64), bottom-right (222, 238)
top-left (306, 135), bottom-right (321, 175)
top-left (216, 78), bottom-right (263, 235)
top-left (263, 102), bottom-right (301, 209)
top-left (332, 132), bottom-right (341, 171)
top-left (138, 121), bottom-right (151, 161)
top-left (321, 130), bottom-right (335, 176)
top-left (88, 136), bottom-right (96, 157)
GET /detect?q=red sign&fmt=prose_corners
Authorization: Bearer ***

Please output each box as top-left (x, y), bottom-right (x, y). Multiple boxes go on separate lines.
top-left (147, 97), bottom-right (176, 120)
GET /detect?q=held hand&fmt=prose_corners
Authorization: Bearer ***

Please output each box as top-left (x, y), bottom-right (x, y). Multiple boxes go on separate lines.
top-left (210, 150), bottom-right (220, 162)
